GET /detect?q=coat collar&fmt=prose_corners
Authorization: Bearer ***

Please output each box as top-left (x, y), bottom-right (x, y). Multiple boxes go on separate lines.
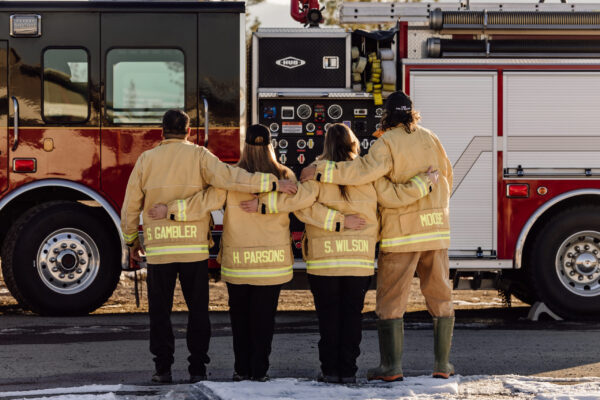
top-left (159, 138), bottom-right (190, 145)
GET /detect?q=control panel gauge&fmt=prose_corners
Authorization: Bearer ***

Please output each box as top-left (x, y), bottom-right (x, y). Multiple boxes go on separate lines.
top-left (327, 104), bottom-right (343, 120)
top-left (297, 104), bottom-right (312, 120)
top-left (269, 122), bottom-right (280, 133)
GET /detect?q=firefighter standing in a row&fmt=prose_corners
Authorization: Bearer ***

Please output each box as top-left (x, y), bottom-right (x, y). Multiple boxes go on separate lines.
top-left (121, 111), bottom-right (297, 384)
top-left (246, 123), bottom-right (437, 383)
top-left (301, 91), bottom-right (455, 380)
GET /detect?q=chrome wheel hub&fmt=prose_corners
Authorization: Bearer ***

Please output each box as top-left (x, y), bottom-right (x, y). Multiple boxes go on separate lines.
top-left (37, 228), bottom-right (100, 295)
top-left (556, 231), bottom-right (600, 297)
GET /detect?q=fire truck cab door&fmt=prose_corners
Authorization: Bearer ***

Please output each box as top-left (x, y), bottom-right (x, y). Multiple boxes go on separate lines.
top-left (100, 13), bottom-right (197, 207)
top-left (409, 71), bottom-right (498, 257)
top-left (7, 13), bottom-right (100, 192)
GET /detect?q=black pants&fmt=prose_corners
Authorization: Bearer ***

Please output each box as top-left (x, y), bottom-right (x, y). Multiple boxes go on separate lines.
top-left (226, 283), bottom-right (282, 379)
top-left (308, 274), bottom-right (371, 378)
top-left (146, 261), bottom-right (211, 375)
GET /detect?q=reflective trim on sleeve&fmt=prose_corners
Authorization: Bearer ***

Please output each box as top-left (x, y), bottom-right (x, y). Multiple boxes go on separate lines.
top-left (380, 230), bottom-right (450, 248)
top-left (410, 175), bottom-right (428, 198)
top-left (306, 259), bottom-right (374, 270)
top-left (267, 191), bottom-right (278, 214)
top-left (123, 232), bottom-right (138, 243)
top-left (178, 200), bottom-right (187, 222)
top-left (324, 209), bottom-right (337, 232)
top-left (221, 266), bottom-right (293, 278)
top-left (323, 161), bottom-right (335, 183)
top-left (145, 244), bottom-right (209, 256)
top-left (260, 173), bottom-right (270, 193)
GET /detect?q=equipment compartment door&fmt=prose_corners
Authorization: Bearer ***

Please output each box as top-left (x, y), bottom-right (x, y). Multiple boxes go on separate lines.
top-left (0, 41), bottom-right (7, 193)
top-left (409, 71), bottom-right (498, 256)
top-left (100, 13), bottom-right (197, 208)
top-left (504, 71), bottom-right (600, 173)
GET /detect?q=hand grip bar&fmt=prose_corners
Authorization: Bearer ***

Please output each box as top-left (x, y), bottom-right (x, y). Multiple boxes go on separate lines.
top-left (11, 96), bottom-right (19, 151)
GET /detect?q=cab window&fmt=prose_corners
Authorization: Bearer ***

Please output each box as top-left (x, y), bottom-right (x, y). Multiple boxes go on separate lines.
top-left (106, 49), bottom-right (185, 124)
top-left (43, 48), bottom-right (90, 123)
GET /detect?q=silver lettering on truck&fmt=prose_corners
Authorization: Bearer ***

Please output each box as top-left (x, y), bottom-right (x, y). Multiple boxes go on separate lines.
top-left (275, 57), bottom-right (306, 69)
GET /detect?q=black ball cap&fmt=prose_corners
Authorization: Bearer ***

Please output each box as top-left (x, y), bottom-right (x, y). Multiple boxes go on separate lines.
top-left (246, 124), bottom-right (270, 146)
top-left (385, 91), bottom-right (413, 113)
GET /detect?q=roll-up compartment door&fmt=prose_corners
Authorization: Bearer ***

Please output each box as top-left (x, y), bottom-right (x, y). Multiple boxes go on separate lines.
top-left (410, 71), bottom-right (497, 254)
top-left (504, 72), bottom-right (600, 171)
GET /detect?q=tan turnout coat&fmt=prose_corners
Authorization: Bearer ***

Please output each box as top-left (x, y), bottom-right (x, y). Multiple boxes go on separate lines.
top-left (168, 167), bottom-right (309, 286)
top-left (258, 173), bottom-right (432, 276)
top-left (314, 125), bottom-right (452, 253)
top-left (120, 139), bottom-right (279, 264)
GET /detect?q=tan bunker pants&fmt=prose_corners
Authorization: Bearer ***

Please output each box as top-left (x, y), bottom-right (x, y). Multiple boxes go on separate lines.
top-left (376, 250), bottom-right (454, 320)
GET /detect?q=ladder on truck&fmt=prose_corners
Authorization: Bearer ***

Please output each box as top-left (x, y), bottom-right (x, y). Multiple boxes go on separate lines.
top-left (340, 1), bottom-right (600, 24)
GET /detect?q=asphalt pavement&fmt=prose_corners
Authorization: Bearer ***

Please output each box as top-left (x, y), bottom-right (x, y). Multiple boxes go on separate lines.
top-left (1, 308), bottom-right (600, 393)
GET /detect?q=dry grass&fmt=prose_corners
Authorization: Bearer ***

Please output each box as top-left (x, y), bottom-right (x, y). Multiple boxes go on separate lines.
top-left (92, 272), bottom-right (524, 315)
top-left (0, 270), bottom-right (525, 315)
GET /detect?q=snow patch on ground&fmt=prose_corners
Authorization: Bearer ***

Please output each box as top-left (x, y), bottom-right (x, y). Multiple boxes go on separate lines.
top-left (453, 300), bottom-right (503, 307)
top-left (204, 377), bottom-right (459, 400)
top-left (2, 376), bottom-right (600, 400)
top-left (0, 384), bottom-right (125, 398)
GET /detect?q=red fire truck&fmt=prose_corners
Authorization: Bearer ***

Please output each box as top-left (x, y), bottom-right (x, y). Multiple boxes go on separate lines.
top-left (0, 0), bottom-right (599, 320)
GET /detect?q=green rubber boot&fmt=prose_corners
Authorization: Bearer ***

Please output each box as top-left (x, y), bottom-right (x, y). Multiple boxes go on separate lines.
top-left (367, 318), bottom-right (404, 382)
top-left (432, 316), bottom-right (455, 379)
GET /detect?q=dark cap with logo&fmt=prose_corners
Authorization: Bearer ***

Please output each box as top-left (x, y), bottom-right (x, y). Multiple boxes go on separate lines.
top-left (385, 91), bottom-right (413, 114)
top-left (245, 124), bottom-right (270, 146)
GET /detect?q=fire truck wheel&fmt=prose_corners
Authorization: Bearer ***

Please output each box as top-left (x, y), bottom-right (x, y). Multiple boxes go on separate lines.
top-left (530, 205), bottom-right (600, 319)
top-left (1, 201), bottom-right (121, 316)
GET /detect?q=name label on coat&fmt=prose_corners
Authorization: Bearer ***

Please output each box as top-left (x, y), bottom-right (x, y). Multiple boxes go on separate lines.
top-left (146, 225), bottom-right (198, 241)
top-left (233, 249), bottom-right (286, 264)
top-left (324, 239), bottom-right (369, 254)
top-left (420, 212), bottom-right (444, 227)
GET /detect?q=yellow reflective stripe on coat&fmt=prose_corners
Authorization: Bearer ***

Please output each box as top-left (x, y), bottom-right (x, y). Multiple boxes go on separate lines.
top-left (123, 231), bottom-right (138, 243)
top-left (411, 175), bottom-right (428, 198)
top-left (145, 244), bottom-right (209, 256)
top-left (221, 266), bottom-right (292, 278)
top-left (260, 173), bottom-right (270, 193)
top-left (178, 199), bottom-right (187, 222)
top-left (380, 230), bottom-right (451, 247)
top-left (267, 191), bottom-right (278, 214)
top-left (324, 209), bottom-right (337, 231)
top-left (323, 161), bottom-right (335, 183)
top-left (306, 259), bottom-right (374, 270)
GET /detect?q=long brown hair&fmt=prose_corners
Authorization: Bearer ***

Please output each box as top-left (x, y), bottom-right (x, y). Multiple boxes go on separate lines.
top-left (317, 123), bottom-right (359, 200)
top-left (236, 142), bottom-right (292, 180)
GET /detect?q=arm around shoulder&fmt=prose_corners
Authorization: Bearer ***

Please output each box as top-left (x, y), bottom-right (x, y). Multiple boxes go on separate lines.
top-left (314, 138), bottom-right (392, 185)
top-left (200, 148), bottom-right (279, 193)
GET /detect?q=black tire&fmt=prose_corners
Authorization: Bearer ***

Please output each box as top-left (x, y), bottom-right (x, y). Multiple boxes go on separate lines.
top-left (529, 205), bottom-right (600, 320)
top-left (1, 201), bottom-right (121, 315)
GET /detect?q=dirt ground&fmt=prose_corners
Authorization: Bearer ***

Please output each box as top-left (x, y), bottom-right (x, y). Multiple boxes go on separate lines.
top-left (0, 270), bottom-right (525, 315)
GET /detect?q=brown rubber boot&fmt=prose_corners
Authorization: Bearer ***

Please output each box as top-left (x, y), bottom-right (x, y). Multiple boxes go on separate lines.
top-left (367, 318), bottom-right (404, 382)
top-left (432, 316), bottom-right (455, 379)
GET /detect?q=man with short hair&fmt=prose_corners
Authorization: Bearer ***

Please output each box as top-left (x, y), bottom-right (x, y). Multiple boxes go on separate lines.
top-left (121, 110), bottom-right (296, 383)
